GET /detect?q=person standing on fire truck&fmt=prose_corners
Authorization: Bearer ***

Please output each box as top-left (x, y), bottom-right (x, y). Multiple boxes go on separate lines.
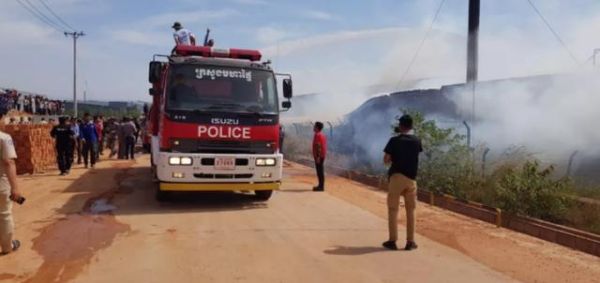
top-left (312, 122), bottom-right (327, 192)
top-left (172, 22), bottom-right (196, 46)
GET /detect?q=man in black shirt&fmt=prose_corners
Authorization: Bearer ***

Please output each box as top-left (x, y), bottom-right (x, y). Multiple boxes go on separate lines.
top-left (382, 114), bottom-right (422, 251)
top-left (51, 117), bottom-right (75, 176)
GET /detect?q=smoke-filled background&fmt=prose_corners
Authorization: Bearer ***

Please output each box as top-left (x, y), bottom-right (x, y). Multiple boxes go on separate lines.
top-left (273, 1), bottom-right (600, 183)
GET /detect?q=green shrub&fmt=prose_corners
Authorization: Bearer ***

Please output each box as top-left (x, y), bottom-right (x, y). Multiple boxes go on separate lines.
top-left (494, 161), bottom-right (572, 222)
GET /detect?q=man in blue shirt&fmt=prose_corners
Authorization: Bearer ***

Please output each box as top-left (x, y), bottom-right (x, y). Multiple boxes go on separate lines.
top-left (70, 117), bottom-right (81, 165)
top-left (80, 113), bottom-right (98, 169)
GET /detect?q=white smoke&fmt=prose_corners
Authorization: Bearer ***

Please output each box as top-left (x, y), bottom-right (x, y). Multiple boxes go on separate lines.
top-left (451, 72), bottom-right (600, 162)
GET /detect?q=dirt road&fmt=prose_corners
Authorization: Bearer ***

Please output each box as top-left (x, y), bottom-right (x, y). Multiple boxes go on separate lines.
top-left (1, 155), bottom-right (598, 282)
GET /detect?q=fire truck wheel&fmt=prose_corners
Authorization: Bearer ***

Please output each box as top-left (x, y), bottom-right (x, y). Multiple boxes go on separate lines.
top-left (254, 190), bottom-right (273, 201)
top-left (155, 187), bottom-right (170, 202)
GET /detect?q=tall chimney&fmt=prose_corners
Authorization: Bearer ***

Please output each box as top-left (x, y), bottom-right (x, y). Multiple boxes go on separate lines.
top-left (466, 0), bottom-right (480, 83)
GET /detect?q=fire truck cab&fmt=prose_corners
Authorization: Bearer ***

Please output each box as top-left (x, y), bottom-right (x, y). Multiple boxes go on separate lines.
top-left (148, 45), bottom-right (292, 201)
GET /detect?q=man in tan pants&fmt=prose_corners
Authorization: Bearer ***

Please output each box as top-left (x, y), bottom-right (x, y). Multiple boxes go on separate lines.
top-left (382, 114), bottom-right (422, 251)
top-left (0, 130), bottom-right (22, 255)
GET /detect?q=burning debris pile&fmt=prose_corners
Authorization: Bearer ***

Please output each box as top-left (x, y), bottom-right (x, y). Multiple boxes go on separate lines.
top-left (329, 89), bottom-right (456, 172)
top-left (285, 71), bottom-right (600, 185)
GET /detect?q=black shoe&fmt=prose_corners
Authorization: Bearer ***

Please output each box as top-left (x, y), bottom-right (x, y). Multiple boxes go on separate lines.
top-left (84, 164), bottom-right (88, 169)
top-left (404, 241), bottom-right (418, 251)
top-left (59, 172), bottom-right (66, 176)
top-left (382, 240), bottom-right (398, 250)
top-left (312, 186), bottom-right (324, 191)
top-left (12, 240), bottom-right (20, 252)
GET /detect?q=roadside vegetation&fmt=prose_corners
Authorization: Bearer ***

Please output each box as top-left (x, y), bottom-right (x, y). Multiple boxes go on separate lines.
top-left (283, 111), bottom-right (600, 234)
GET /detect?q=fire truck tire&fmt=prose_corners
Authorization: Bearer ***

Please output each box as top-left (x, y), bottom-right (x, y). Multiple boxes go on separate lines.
top-left (155, 186), bottom-right (170, 202)
top-left (254, 190), bottom-right (273, 201)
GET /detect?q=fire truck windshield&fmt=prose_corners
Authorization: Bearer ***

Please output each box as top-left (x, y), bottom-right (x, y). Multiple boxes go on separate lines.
top-left (166, 64), bottom-right (278, 114)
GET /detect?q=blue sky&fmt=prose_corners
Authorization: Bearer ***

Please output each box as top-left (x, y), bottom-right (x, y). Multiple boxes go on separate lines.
top-left (1, 0), bottom-right (600, 103)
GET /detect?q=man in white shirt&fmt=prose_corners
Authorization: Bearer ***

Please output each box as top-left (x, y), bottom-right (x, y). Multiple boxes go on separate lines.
top-left (0, 130), bottom-right (22, 255)
top-left (172, 22), bottom-right (196, 46)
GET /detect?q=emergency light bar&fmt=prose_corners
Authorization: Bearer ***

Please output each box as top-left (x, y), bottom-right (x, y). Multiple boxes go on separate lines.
top-left (174, 45), bottom-right (262, 61)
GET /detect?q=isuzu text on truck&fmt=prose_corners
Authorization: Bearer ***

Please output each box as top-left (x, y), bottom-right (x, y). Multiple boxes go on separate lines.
top-left (147, 45), bottom-right (292, 201)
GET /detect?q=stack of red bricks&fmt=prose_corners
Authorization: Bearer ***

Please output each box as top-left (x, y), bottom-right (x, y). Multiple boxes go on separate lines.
top-left (1, 124), bottom-right (56, 175)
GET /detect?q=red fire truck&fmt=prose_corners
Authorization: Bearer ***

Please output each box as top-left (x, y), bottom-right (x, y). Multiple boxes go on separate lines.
top-left (147, 45), bottom-right (292, 201)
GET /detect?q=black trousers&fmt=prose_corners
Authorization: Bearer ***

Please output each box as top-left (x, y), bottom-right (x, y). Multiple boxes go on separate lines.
top-left (315, 160), bottom-right (325, 189)
top-left (56, 145), bottom-right (73, 173)
top-left (82, 141), bottom-right (97, 166)
top-left (125, 136), bottom-right (135, 159)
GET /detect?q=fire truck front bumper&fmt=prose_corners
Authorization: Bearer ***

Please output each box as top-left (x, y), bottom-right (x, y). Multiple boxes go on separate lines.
top-left (156, 152), bottom-right (283, 191)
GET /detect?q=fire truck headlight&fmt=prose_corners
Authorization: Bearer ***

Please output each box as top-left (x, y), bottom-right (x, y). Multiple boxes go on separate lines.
top-left (169, 157), bottom-right (181, 165)
top-left (256, 158), bottom-right (276, 166)
top-left (180, 157), bottom-right (193, 165)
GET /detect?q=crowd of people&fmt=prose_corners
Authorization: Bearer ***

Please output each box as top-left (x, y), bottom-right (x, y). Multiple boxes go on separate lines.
top-left (0, 89), bottom-right (66, 117)
top-left (51, 113), bottom-right (143, 174)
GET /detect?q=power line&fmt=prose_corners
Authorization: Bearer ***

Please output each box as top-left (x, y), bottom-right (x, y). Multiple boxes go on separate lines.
top-left (14, 0), bottom-right (64, 32)
top-left (525, 0), bottom-right (580, 65)
top-left (22, 0), bottom-right (67, 30)
top-left (37, 0), bottom-right (76, 31)
top-left (395, 0), bottom-right (447, 90)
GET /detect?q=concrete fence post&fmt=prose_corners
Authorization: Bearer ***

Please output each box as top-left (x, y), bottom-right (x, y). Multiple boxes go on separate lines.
top-left (495, 208), bottom-right (502, 227)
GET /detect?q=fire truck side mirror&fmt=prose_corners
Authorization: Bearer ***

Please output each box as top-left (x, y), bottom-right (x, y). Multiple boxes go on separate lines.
top-left (149, 61), bottom-right (162, 83)
top-left (282, 101), bottom-right (292, 109)
top-left (283, 79), bottom-right (293, 99)
top-left (148, 88), bottom-right (157, 96)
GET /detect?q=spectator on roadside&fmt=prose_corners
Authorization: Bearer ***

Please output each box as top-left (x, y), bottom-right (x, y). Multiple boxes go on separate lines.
top-left (70, 118), bottom-right (81, 165)
top-left (172, 22), bottom-right (196, 46)
top-left (17, 94), bottom-right (24, 112)
top-left (117, 119), bottom-right (126, 159)
top-left (104, 118), bottom-right (119, 158)
top-left (80, 113), bottom-right (99, 169)
top-left (382, 114), bottom-right (422, 251)
top-left (0, 129), bottom-right (22, 255)
top-left (121, 117), bottom-right (137, 160)
top-left (50, 117), bottom-right (75, 175)
top-left (312, 122), bottom-right (327, 192)
top-left (94, 116), bottom-right (104, 160)
top-left (133, 117), bottom-right (141, 144)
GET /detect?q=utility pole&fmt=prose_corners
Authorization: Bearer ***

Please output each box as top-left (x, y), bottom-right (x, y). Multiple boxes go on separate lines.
top-left (466, 0), bottom-right (480, 83)
top-left (64, 31), bottom-right (85, 117)
top-left (84, 80), bottom-right (88, 102)
top-left (466, 0), bottom-right (480, 126)
top-left (593, 48), bottom-right (600, 67)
